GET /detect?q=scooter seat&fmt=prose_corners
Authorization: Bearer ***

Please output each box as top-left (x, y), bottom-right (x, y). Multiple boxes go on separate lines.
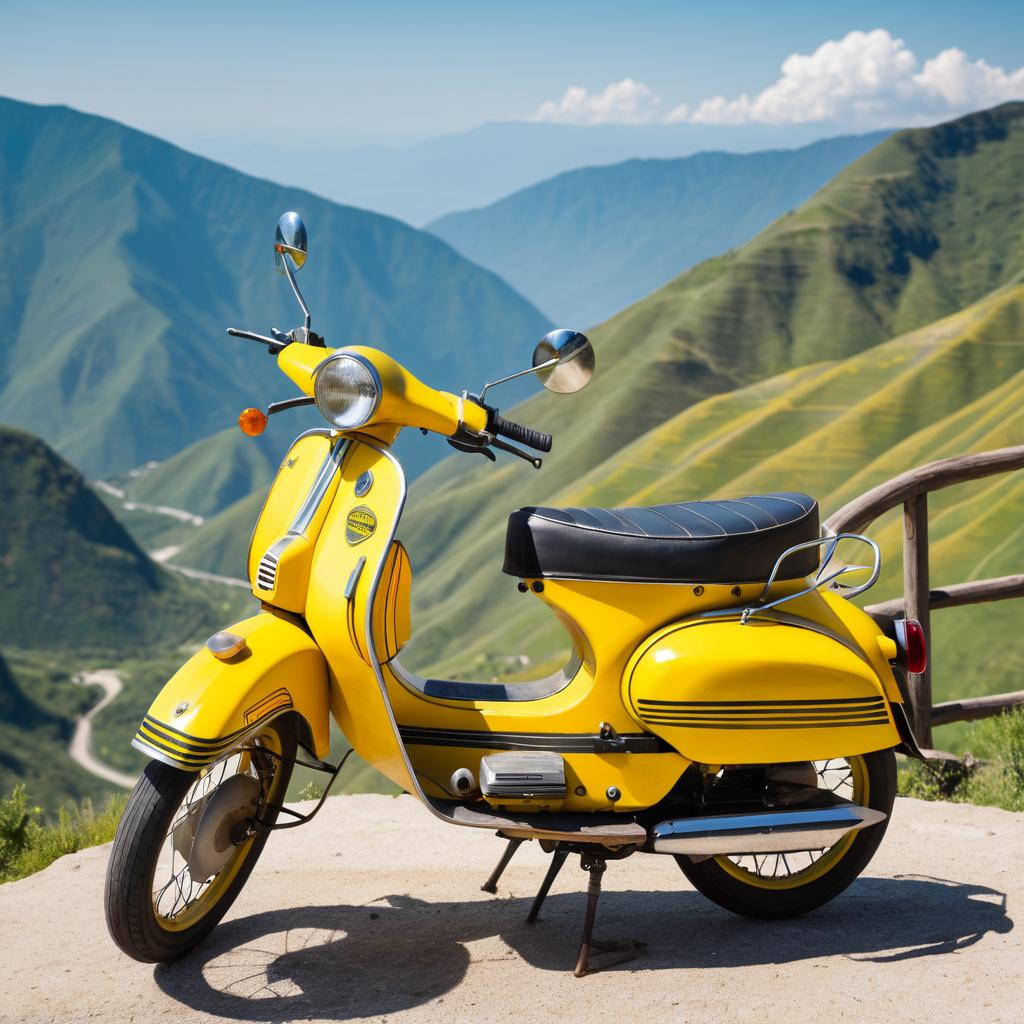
top-left (503, 492), bottom-right (819, 584)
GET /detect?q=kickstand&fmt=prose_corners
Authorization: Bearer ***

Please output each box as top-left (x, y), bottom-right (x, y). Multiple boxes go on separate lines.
top-left (480, 836), bottom-right (524, 893)
top-left (526, 846), bottom-right (569, 923)
top-left (573, 854), bottom-right (643, 978)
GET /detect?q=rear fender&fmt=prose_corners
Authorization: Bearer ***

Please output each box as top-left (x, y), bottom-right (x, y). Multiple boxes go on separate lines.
top-left (132, 611), bottom-right (330, 770)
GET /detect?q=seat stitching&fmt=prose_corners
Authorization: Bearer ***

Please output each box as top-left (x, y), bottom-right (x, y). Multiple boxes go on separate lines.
top-left (704, 500), bottom-right (759, 529)
top-left (760, 493), bottom-right (813, 511)
top-left (729, 497), bottom-right (781, 526)
top-left (648, 507), bottom-right (693, 538)
top-left (670, 503), bottom-right (728, 536)
top-left (608, 508), bottom-right (649, 536)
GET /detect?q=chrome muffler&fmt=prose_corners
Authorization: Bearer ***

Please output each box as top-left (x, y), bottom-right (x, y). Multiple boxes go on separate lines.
top-left (651, 801), bottom-right (886, 856)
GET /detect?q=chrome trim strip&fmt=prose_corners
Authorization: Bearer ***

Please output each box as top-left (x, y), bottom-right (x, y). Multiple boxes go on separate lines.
top-left (344, 556), bottom-right (366, 600)
top-left (290, 438), bottom-right (349, 536)
top-left (131, 735), bottom-right (200, 772)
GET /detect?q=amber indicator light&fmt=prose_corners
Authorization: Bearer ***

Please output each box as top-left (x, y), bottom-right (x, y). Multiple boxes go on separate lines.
top-left (238, 407), bottom-right (268, 436)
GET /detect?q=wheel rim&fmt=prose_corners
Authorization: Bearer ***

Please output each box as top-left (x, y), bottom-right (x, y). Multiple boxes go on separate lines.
top-left (714, 756), bottom-right (870, 891)
top-left (151, 728), bottom-right (283, 932)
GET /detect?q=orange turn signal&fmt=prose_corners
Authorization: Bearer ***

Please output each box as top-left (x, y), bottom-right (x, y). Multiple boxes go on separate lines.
top-left (238, 407), bottom-right (267, 436)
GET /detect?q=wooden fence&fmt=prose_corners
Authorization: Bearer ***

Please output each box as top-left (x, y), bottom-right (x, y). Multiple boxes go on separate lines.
top-left (824, 445), bottom-right (1024, 750)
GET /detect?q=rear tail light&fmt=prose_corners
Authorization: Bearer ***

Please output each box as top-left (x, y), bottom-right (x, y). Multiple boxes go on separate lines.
top-left (894, 618), bottom-right (928, 674)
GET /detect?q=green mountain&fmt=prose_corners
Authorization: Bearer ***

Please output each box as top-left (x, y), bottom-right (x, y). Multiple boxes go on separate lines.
top-left (0, 97), bottom-right (550, 479)
top-left (117, 427), bottom-right (284, 520)
top-left (167, 490), bottom-right (266, 579)
top-left (428, 131), bottom-right (888, 326)
top-left (0, 426), bottom-right (221, 649)
top-left (390, 103), bottom-right (1024, 754)
top-left (0, 650), bottom-right (113, 810)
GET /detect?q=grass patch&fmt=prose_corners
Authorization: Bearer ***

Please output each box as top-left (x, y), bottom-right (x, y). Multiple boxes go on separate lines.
top-left (0, 784), bottom-right (126, 884)
top-left (899, 708), bottom-right (1024, 813)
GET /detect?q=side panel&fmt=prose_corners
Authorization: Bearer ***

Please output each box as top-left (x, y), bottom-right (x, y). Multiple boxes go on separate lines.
top-left (133, 611), bottom-right (331, 769)
top-left (623, 616), bottom-right (901, 764)
top-left (248, 433), bottom-right (343, 613)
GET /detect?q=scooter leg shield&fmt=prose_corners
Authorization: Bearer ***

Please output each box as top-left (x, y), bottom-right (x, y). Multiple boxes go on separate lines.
top-left (132, 612), bottom-right (331, 770)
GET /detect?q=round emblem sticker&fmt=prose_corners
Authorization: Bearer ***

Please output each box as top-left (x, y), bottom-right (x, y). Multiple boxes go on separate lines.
top-left (346, 506), bottom-right (377, 545)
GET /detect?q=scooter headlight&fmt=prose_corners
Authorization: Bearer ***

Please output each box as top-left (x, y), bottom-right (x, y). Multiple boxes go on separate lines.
top-left (313, 354), bottom-right (381, 429)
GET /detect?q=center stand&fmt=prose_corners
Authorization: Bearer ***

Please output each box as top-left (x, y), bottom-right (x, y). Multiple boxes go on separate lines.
top-left (480, 836), bottom-right (643, 976)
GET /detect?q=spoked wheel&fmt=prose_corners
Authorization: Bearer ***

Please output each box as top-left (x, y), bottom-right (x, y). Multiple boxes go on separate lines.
top-left (676, 749), bottom-right (896, 919)
top-left (105, 715), bottom-right (296, 962)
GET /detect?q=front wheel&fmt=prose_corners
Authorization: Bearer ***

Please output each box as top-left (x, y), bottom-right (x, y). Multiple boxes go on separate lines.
top-left (105, 715), bottom-right (296, 962)
top-left (676, 749), bottom-right (896, 919)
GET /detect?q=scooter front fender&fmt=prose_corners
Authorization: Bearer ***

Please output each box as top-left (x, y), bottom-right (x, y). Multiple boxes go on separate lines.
top-left (132, 611), bottom-right (330, 770)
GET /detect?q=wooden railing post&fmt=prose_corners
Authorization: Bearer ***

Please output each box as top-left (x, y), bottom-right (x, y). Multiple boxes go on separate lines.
top-left (903, 494), bottom-right (932, 747)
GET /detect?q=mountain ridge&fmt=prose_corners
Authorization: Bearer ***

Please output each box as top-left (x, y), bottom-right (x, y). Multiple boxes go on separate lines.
top-left (427, 130), bottom-right (890, 325)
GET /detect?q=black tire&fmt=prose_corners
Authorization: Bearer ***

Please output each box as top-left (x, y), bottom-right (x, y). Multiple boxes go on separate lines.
top-left (104, 715), bottom-right (296, 962)
top-left (676, 749), bottom-right (897, 919)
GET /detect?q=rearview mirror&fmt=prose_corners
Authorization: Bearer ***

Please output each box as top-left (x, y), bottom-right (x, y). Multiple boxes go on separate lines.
top-left (532, 329), bottom-right (594, 394)
top-left (274, 211), bottom-right (308, 274)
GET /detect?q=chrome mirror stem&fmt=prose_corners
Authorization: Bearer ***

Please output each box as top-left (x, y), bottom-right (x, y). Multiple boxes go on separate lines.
top-left (281, 259), bottom-right (311, 331)
top-left (480, 357), bottom-right (558, 402)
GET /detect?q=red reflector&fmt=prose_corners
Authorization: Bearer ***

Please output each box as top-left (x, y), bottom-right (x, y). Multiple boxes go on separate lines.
top-left (902, 618), bottom-right (927, 674)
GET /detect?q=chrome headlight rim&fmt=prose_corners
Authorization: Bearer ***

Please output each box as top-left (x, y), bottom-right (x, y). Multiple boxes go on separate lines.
top-left (312, 352), bottom-right (382, 430)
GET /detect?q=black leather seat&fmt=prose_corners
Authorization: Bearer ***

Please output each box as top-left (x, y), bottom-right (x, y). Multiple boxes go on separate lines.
top-left (503, 493), bottom-right (819, 584)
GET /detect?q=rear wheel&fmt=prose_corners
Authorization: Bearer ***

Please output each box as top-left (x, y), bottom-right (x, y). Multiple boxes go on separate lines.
top-left (676, 749), bottom-right (896, 918)
top-left (105, 715), bottom-right (296, 962)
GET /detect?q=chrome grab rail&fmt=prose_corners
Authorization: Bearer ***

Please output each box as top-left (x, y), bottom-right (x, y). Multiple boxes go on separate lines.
top-left (731, 532), bottom-right (881, 624)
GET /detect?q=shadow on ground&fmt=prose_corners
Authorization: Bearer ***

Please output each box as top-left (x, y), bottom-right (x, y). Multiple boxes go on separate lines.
top-left (155, 875), bottom-right (1012, 1022)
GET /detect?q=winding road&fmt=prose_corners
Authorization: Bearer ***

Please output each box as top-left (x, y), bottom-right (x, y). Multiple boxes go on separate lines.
top-left (71, 670), bottom-right (137, 789)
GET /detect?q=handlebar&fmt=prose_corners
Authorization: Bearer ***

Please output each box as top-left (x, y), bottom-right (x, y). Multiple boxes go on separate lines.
top-left (489, 413), bottom-right (553, 453)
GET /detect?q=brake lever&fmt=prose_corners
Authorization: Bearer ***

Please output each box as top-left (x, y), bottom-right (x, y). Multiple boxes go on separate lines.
top-left (227, 327), bottom-right (286, 354)
top-left (491, 436), bottom-right (542, 469)
top-left (447, 437), bottom-right (496, 461)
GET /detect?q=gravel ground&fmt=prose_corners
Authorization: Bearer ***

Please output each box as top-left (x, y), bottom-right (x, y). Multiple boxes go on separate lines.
top-left (1, 794), bottom-right (1021, 1024)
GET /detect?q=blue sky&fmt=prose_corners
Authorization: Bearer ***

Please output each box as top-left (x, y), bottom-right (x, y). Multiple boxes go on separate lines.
top-left (2, 1), bottom-right (1022, 148)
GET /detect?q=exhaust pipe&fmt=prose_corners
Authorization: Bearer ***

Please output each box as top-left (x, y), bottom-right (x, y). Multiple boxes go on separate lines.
top-left (651, 801), bottom-right (886, 856)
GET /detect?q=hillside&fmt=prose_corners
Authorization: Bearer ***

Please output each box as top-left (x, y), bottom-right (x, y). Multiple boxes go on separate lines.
top-left (0, 651), bottom-right (111, 809)
top-left (0, 97), bottom-right (550, 479)
top-left (428, 131), bottom-right (888, 326)
top-left (116, 426), bottom-right (285, 519)
top-left (0, 426), bottom-right (220, 649)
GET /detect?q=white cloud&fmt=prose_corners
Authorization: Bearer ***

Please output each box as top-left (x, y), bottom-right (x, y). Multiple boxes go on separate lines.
top-left (686, 30), bottom-right (1024, 126)
top-left (531, 78), bottom-right (662, 125)
top-left (529, 31), bottom-right (1024, 129)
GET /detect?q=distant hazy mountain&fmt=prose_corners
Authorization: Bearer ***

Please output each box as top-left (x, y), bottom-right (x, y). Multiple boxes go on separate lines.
top-left (428, 132), bottom-right (889, 326)
top-left (0, 98), bottom-right (550, 478)
top-left (204, 119), bottom-right (855, 224)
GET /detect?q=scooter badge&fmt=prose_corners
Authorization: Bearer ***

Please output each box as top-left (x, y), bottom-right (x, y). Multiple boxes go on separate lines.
top-left (346, 506), bottom-right (377, 544)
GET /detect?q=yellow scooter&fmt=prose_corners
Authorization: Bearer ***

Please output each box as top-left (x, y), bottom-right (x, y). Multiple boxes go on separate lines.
top-left (105, 212), bottom-right (928, 976)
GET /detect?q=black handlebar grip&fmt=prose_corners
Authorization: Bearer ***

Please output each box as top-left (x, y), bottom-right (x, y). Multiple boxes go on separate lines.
top-left (491, 414), bottom-right (553, 453)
